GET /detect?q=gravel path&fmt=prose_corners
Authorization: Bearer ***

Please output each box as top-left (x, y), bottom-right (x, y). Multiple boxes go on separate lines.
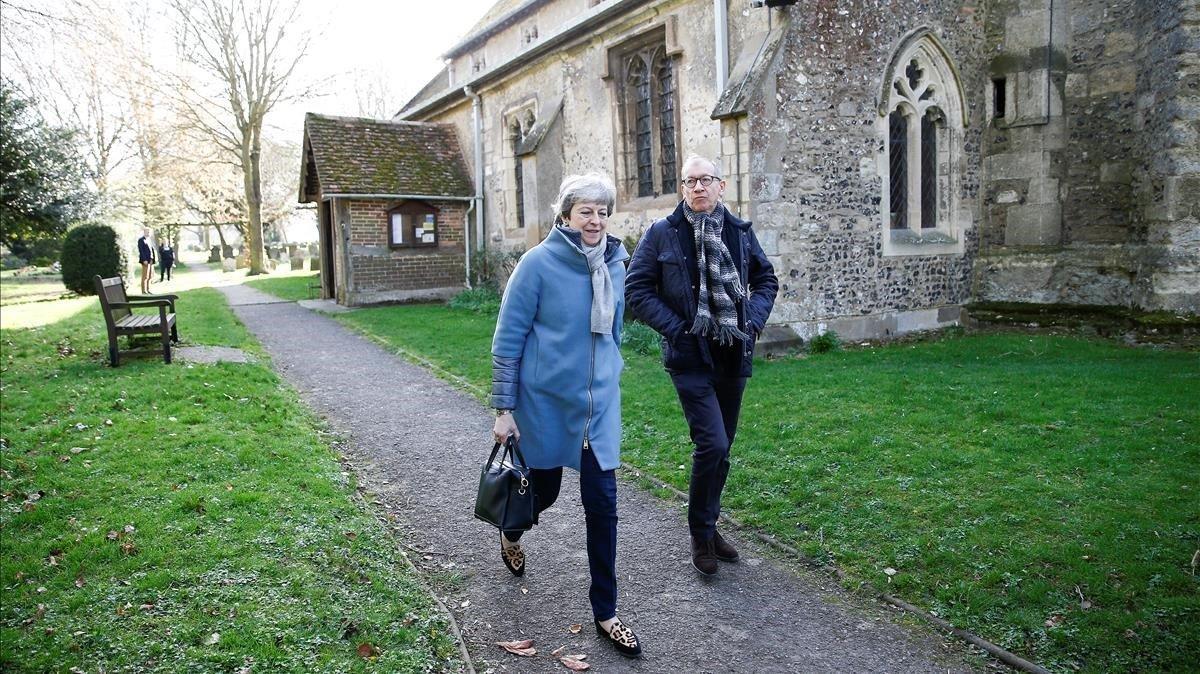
top-left (220, 285), bottom-right (984, 674)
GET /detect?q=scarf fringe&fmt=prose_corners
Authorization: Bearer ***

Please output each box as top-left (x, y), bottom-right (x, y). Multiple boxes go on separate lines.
top-left (689, 315), bottom-right (750, 345)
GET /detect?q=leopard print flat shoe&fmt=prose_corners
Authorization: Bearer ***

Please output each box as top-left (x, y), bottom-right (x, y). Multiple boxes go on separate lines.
top-left (595, 617), bottom-right (642, 658)
top-left (500, 535), bottom-right (524, 577)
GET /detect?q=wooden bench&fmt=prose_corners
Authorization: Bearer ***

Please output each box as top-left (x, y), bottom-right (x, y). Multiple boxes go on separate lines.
top-left (94, 275), bottom-right (179, 366)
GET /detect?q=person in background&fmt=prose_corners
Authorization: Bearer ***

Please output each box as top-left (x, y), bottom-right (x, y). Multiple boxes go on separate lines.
top-left (137, 229), bottom-right (154, 293)
top-left (625, 154), bottom-right (778, 577)
top-left (158, 239), bottom-right (175, 282)
top-left (490, 173), bottom-right (642, 658)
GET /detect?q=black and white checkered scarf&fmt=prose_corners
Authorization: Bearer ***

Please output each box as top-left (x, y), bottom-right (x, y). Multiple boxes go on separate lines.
top-left (683, 202), bottom-right (748, 344)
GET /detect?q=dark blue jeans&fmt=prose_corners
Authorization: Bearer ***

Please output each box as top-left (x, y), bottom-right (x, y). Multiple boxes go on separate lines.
top-left (503, 444), bottom-right (618, 620)
top-left (670, 370), bottom-right (748, 541)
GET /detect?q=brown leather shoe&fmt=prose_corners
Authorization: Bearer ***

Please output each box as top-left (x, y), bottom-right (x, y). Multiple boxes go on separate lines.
top-left (691, 536), bottom-right (718, 576)
top-left (713, 529), bottom-right (739, 562)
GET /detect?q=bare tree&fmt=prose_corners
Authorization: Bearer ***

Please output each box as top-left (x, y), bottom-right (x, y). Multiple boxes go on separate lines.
top-left (352, 66), bottom-right (395, 119)
top-left (0, 0), bottom-right (133, 213)
top-left (168, 0), bottom-right (312, 274)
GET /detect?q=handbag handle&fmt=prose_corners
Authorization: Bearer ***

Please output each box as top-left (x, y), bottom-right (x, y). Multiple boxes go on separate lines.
top-left (487, 437), bottom-right (531, 471)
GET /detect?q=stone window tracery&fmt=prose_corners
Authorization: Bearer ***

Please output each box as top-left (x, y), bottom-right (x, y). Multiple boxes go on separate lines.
top-left (877, 30), bottom-right (966, 256)
top-left (505, 106), bottom-right (537, 230)
top-left (613, 30), bottom-right (679, 200)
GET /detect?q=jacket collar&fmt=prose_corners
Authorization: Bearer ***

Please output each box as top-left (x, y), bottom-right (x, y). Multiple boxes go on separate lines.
top-left (541, 225), bottom-right (629, 269)
top-left (665, 201), bottom-right (751, 231)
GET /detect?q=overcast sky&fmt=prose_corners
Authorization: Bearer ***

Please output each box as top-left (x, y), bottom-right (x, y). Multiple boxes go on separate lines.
top-left (272, 0), bottom-right (499, 138)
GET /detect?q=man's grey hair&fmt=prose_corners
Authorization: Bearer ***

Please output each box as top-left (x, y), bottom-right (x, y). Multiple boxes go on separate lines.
top-left (552, 173), bottom-right (617, 221)
top-left (681, 154), bottom-right (721, 179)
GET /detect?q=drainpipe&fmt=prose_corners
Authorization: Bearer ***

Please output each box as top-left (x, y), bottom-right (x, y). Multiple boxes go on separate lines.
top-left (714, 0), bottom-right (729, 92)
top-left (463, 200), bottom-right (475, 288)
top-left (463, 86), bottom-right (485, 258)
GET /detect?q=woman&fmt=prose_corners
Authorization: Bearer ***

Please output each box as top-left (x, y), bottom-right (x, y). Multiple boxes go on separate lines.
top-left (490, 173), bottom-right (642, 658)
top-left (158, 241), bottom-right (175, 282)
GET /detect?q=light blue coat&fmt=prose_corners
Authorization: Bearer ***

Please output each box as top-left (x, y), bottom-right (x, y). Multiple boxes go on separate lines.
top-left (491, 226), bottom-right (628, 472)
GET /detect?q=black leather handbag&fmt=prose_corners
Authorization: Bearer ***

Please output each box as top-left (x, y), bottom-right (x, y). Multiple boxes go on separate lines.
top-left (474, 438), bottom-right (538, 531)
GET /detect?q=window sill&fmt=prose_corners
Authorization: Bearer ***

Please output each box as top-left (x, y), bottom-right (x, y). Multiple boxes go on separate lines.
top-left (882, 229), bottom-right (963, 257)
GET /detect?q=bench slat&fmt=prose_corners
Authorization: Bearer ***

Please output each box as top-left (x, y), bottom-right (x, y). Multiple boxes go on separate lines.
top-left (115, 314), bottom-right (175, 331)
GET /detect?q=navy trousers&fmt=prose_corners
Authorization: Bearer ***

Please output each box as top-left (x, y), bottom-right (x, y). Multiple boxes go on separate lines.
top-left (503, 444), bottom-right (619, 620)
top-left (670, 369), bottom-right (748, 541)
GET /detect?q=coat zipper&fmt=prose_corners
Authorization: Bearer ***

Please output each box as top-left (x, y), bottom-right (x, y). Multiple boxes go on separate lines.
top-left (583, 332), bottom-right (596, 450)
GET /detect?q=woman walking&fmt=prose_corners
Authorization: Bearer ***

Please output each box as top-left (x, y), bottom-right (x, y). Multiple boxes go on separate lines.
top-left (490, 173), bottom-right (642, 658)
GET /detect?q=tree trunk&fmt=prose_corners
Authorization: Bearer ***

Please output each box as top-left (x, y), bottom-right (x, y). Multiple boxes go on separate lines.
top-left (241, 135), bottom-right (266, 275)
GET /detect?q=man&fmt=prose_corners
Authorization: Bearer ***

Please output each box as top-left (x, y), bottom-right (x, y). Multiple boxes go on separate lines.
top-left (626, 155), bottom-right (778, 576)
top-left (137, 229), bottom-right (155, 294)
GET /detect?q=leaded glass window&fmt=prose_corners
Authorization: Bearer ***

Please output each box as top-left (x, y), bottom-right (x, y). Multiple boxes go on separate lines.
top-left (889, 110), bottom-right (908, 230)
top-left (885, 56), bottom-right (949, 235)
top-left (511, 120), bottom-right (526, 229)
top-left (616, 34), bottom-right (679, 200)
top-left (878, 29), bottom-right (965, 256)
top-left (920, 110), bottom-right (941, 229)
top-left (655, 51), bottom-right (677, 194)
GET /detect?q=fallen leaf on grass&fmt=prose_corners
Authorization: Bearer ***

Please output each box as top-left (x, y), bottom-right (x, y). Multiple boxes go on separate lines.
top-left (356, 642), bottom-right (380, 658)
top-left (568, 623), bottom-right (582, 634)
top-left (496, 639), bottom-right (536, 656)
top-left (560, 656), bottom-right (590, 671)
top-left (204, 632), bottom-right (220, 645)
top-left (74, 575), bottom-right (85, 588)
top-left (343, 531), bottom-right (357, 540)
top-left (1044, 614), bottom-right (1063, 628)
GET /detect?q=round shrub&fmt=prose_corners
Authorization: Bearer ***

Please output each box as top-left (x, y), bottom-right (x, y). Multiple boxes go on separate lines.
top-left (807, 330), bottom-right (842, 355)
top-left (60, 224), bottom-right (124, 295)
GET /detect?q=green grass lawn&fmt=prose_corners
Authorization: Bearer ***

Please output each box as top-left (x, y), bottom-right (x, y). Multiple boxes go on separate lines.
top-left (338, 302), bottom-right (1200, 674)
top-left (244, 272), bottom-right (319, 302)
top-left (1, 291), bottom-right (463, 672)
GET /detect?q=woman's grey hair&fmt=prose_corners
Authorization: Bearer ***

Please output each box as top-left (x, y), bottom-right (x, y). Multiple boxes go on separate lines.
top-left (552, 173), bottom-right (616, 221)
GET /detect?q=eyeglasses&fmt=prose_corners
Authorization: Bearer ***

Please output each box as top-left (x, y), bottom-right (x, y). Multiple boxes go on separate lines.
top-left (681, 175), bottom-right (720, 189)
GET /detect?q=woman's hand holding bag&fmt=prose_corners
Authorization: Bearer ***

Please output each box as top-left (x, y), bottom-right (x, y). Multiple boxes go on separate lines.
top-left (474, 436), bottom-right (538, 531)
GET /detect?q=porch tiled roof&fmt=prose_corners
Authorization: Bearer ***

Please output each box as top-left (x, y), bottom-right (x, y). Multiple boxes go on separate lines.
top-left (301, 113), bottom-right (473, 200)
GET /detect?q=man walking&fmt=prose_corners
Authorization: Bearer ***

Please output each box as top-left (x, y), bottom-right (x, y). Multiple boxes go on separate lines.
top-left (137, 229), bottom-right (155, 294)
top-left (626, 155), bottom-right (778, 576)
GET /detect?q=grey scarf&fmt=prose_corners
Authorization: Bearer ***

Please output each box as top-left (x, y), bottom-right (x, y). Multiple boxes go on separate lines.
top-left (556, 224), bottom-right (614, 335)
top-left (682, 202), bottom-right (747, 344)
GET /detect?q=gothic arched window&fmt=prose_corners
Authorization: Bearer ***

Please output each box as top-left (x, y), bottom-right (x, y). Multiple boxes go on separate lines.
top-left (615, 32), bottom-right (679, 200)
top-left (505, 106), bottom-right (536, 230)
top-left (877, 29), bottom-right (966, 256)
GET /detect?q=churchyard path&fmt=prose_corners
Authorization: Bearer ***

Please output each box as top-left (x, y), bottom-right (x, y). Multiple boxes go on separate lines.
top-left (220, 283), bottom-right (987, 674)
